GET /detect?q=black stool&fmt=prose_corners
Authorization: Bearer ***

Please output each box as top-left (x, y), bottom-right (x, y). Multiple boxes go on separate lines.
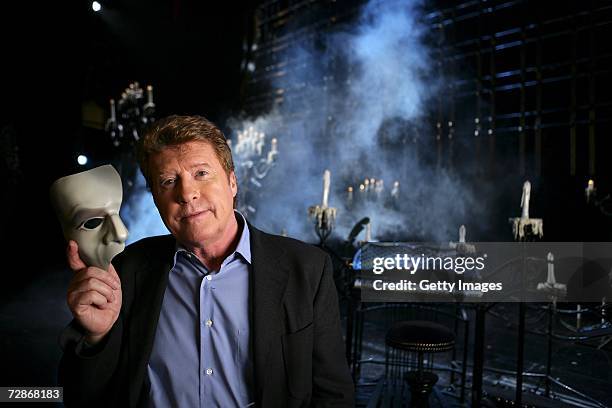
top-left (386, 320), bottom-right (455, 407)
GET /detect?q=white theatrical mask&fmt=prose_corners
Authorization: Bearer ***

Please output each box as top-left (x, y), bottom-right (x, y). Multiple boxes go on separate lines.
top-left (50, 165), bottom-right (128, 270)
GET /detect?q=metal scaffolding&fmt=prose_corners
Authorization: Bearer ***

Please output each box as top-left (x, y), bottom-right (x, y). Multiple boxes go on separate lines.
top-left (244, 0), bottom-right (612, 178)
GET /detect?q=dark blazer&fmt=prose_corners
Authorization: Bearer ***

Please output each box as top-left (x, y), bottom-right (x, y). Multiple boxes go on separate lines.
top-left (59, 224), bottom-right (355, 407)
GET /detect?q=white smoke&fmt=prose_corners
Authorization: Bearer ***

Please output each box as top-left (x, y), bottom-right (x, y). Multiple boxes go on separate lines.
top-left (121, 0), bottom-right (484, 244)
top-left (228, 0), bottom-right (481, 243)
top-left (121, 171), bottom-right (167, 244)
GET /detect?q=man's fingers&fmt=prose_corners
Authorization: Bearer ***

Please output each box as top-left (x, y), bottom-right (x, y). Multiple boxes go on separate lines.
top-left (71, 267), bottom-right (120, 291)
top-left (108, 264), bottom-right (121, 288)
top-left (74, 290), bottom-right (109, 308)
top-left (66, 240), bottom-right (87, 271)
top-left (68, 277), bottom-right (116, 303)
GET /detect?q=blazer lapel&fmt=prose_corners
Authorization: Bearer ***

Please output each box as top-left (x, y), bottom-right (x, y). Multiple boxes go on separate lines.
top-left (127, 235), bottom-right (176, 407)
top-left (249, 224), bottom-right (289, 399)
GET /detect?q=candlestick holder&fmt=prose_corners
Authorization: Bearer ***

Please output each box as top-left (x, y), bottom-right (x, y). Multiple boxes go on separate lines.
top-left (449, 224), bottom-right (476, 253)
top-left (536, 252), bottom-right (567, 298)
top-left (509, 181), bottom-right (543, 241)
top-left (308, 205), bottom-right (337, 244)
top-left (308, 169), bottom-right (337, 245)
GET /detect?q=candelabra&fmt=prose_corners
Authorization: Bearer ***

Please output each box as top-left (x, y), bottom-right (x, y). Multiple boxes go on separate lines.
top-left (105, 82), bottom-right (156, 149)
top-left (104, 82), bottom-right (156, 203)
top-left (231, 126), bottom-right (279, 216)
top-left (308, 170), bottom-right (337, 245)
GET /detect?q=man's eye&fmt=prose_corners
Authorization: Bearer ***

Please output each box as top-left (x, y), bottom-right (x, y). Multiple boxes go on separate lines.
top-left (196, 170), bottom-right (208, 177)
top-left (161, 178), bottom-right (176, 186)
top-left (80, 218), bottom-right (104, 230)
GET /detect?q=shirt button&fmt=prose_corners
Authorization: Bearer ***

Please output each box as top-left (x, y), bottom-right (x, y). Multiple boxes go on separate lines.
top-left (205, 320), bottom-right (213, 327)
top-left (205, 275), bottom-right (212, 281)
top-left (206, 368), bottom-right (213, 375)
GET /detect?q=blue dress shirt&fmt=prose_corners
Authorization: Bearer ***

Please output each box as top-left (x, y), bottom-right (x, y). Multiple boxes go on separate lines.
top-left (146, 212), bottom-right (254, 407)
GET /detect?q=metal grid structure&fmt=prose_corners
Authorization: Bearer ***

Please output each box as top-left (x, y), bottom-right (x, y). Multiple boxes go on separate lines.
top-left (245, 0), bottom-right (365, 115)
top-left (427, 0), bottom-right (612, 179)
top-left (244, 0), bottom-right (612, 180)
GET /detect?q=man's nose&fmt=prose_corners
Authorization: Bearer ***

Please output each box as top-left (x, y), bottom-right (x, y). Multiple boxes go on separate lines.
top-left (176, 178), bottom-right (200, 204)
top-left (104, 214), bottom-right (129, 244)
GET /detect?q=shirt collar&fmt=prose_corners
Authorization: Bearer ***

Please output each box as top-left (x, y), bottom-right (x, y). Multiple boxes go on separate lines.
top-left (233, 210), bottom-right (251, 264)
top-left (174, 210), bottom-right (251, 265)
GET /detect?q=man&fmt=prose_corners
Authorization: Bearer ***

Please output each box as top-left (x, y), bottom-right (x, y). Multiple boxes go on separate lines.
top-left (59, 115), bottom-right (355, 407)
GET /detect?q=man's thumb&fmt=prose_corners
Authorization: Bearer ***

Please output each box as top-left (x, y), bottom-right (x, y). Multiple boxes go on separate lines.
top-left (66, 240), bottom-right (87, 271)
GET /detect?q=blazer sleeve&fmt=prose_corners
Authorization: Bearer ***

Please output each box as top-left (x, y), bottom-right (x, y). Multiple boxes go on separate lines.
top-left (311, 254), bottom-right (355, 407)
top-left (58, 314), bottom-right (124, 407)
top-left (57, 252), bottom-right (132, 408)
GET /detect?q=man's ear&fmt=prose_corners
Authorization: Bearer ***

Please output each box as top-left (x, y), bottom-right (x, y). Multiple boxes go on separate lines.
top-left (229, 171), bottom-right (238, 197)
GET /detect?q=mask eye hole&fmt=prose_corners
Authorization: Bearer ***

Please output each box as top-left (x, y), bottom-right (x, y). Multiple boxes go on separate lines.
top-left (81, 217), bottom-right (104, 230)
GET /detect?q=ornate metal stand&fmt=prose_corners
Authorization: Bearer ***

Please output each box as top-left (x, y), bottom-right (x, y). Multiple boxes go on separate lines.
top-left (308, 170), bottom-right (337, 245)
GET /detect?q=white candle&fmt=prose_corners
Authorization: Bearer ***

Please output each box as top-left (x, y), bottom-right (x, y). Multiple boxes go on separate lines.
top-left (256, 133), bottom-right (265, 156)
top-left (391, 181), bottom-right (400, 198)
top-left (365, 222), bottom-right (372, 242)
top-left (459, 225), bottom-right (466, 243)
top-left (146, 85), bottom-right (154, 104)
top-left (248, 127), bottom-right (255, 154)
top-left (547, 252), bottom-right (555, 284)
top-left (520, 181), bottom-right (531, 219)
top-left (375, 179), bottom-right (384, 195)
top-left (586, 179), bottom-right (595, 203)
top-left (270, 138), bottom-right (278, 154)
top-left (322, 170), bottom-right (331, 208)
top-left (266, 138), bottom-right (278, 164)
top-left (110, 99), bottom-right (116, 121)
top-left (587, 179), bottom-right (594, 192)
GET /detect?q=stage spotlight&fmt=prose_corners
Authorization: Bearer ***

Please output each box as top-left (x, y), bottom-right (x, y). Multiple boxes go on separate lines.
top-left (77, 155), bottom-right (88, 166)
top-left (92, 1), bottom-right (101, 12)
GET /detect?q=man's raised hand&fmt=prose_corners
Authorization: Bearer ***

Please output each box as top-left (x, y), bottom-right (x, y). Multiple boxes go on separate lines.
top-left (66, 240), bottom-right (122, 345)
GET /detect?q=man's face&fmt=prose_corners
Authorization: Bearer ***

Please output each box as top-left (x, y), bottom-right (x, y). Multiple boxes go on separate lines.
top-left (149, 140), bottom-right (237, 248)
top-left (50, 165), bottom-right (129, 270)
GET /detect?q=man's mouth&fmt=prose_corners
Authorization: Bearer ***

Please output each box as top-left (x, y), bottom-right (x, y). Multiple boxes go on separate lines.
top-left (181, 210), bottom-right (209, 221)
